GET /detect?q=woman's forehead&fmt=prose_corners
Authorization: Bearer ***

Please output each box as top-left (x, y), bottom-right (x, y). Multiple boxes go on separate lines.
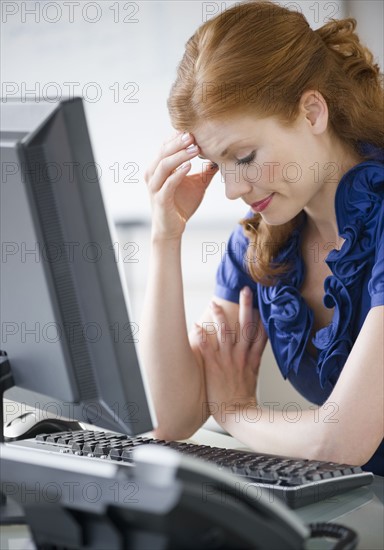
top-left (193, 115), bottom-right (274, 158)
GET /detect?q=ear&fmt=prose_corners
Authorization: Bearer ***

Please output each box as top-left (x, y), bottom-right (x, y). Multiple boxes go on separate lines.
top-left (299, 90), bottom-right (328, 135)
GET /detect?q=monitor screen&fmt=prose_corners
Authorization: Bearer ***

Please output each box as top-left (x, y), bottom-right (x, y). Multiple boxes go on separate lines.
top-left (0, 97), bottom-right (156, 435)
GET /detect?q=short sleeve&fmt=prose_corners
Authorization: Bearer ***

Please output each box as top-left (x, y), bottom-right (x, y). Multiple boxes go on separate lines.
top-left (214, 212), bottom-right (259, 308)
top-left (368, 200), bottom-right (384, 308)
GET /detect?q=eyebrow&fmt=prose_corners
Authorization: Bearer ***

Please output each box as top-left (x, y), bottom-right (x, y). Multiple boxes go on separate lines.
top-left (198, 145), bottom-right (231, 161)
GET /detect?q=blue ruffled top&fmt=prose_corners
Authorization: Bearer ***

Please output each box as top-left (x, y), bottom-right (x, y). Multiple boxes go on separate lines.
top-left (214, 149), bottom-right (384, 475)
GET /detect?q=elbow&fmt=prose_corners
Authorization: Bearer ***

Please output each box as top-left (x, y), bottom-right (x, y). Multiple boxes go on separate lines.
top-left (151, 421), bottom-right (197, 442)
top-left (306, 426), bottom-right (378, 467)
top-left (152, 427), bottom-right (195, 442)
top-left (310, 447), bottom-right (368, 467)
top-left (327, 447), bottom-right (376, 467)
top-left (150, 396), bottom-right (207, 442)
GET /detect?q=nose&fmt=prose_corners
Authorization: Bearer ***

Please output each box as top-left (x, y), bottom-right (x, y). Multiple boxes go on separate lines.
top-left (222, 167), bottom-right (253, 201)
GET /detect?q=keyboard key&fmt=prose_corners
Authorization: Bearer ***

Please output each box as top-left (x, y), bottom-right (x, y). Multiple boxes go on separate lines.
top-left (35, 434), bottom-right (49, 441)
top-left (95, 444), bottom-right (112, 457)
top-left (286, 476), bottom-right (309, 486)
top-left (304, 472), bottom-right (322, 482)
top-left (46, 434), bottom-right (62, 443)
top-left (109, 448), bottom-right (123, 460)
top-left (320, 472), bottom-right (333, 479)
top-left (71, 441), bottom-right (85, 453)
top-left (57, 435), bottom-right (73, 444)
top-left (83, 441), bottom-right (98, 454)
top-left (121, 449), bottom-right (134, 462)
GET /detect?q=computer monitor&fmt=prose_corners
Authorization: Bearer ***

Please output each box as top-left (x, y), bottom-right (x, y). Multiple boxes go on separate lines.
top-left (0, 97), bottom-right (156, 435)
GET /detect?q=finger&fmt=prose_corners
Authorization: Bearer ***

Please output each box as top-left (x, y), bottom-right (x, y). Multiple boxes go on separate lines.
top-left (156, 160), bottom-right (192, 204)
top-left (149, 142), bottom-right (200, 193)
top-left (163, 159), bottom-right (218, 201)
top-left (145, 132), bottom-right (197, 189)
top-left (249, 319), bottom-right (268, 373)
top-left (210, 301), bottom-right (238, 351)
top-left (189, 322), bottom-right (201, 348)
top-left (193, 323), bottom-right (217, 361)
top-left (144, 130), bottom-right (184, 181)
top-left (238, 286), bottom-right (256, 350)
top-left (251, 318), bottom-right (268, 352)
top-left (251, 310), bottom-right (268, 347)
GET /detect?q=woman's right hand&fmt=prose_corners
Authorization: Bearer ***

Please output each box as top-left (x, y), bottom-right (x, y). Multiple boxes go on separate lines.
top-left (144, 131), bottom-right (219, 240)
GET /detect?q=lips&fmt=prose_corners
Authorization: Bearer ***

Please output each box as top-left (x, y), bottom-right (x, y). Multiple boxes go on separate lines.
top-left (251, 193), bottom-right (274, 212)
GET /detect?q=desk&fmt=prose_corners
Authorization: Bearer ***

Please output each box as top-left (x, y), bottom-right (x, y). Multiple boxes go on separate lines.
top-left (1, 427), bottom-right (383, 550)
top-left (188, 430), bottom-right (384, 550)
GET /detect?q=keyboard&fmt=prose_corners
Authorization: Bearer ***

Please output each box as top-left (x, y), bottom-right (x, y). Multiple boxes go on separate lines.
top-left (14, 429), bottom-right (374, 509)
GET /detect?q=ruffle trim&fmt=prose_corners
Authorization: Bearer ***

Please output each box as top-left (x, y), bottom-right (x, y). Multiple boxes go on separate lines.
top-left (259, 160), bottom-right (384, 391)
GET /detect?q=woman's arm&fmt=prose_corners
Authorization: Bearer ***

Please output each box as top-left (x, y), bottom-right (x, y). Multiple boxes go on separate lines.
top-left (196, 296), bottom-right (383, 465)
top-left (140, 256), bottom-right (266, 440)
top-left (319, 305), bottom-right (384, 464)
top-left (140, 131), bottom-right (254, 440)
top-left (139, 130), bottom-right (213, 440)
top-left (140, 235), bottom-right (207, 441)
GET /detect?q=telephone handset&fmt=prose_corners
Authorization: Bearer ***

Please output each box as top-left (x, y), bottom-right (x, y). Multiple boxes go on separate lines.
top-left (135, 445), bottom-right (357, 550)
top-left (1, 443), bottom-right (358, 549)
top-left (149, 445), bottom-right (310, 549)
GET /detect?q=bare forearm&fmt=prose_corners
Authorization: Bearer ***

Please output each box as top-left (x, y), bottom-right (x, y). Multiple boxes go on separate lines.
top-left (213, 401), bottom-right (341, 463)
top-left (139, 237), bottom-right (207, 439)
top-left (219, 308), bottom-right (384, 465)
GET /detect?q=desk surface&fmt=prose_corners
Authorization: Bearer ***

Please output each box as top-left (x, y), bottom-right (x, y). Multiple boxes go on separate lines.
top-left (1, 427), bottom-right (383, 550)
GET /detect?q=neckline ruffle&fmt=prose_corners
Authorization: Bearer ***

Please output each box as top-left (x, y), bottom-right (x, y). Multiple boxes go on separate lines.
top-left (258, 158), bottom-right (384, 396)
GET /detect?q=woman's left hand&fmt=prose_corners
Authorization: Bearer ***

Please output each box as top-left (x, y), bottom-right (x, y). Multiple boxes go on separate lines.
top-left (192, 287), bottom-right (268, 425)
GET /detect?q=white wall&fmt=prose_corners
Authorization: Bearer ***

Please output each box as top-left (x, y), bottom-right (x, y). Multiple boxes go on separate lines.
top-left (6, 0), bottom-right (381, 226)
top-left (1, 0), bottom-right (361, 227)
top-left (346, 0), bottom-right (383, 71)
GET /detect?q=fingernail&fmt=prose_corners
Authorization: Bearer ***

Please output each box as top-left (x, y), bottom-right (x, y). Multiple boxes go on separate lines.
top-left (175, 160), bottom-right (191, 171)
top-left (181, 132), bottom-right (191, 142)
top-left (186, 144), bottom-right (198, 154)
top-left (242, 286), bottom-right (251, 296)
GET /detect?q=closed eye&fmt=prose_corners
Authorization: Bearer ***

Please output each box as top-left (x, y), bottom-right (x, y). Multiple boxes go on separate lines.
top-left (235, 151), bottom-right (256, 166)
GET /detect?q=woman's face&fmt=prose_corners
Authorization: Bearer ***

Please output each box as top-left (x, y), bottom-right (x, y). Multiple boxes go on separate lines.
top-left (193, 112), bottom-right (343, 226)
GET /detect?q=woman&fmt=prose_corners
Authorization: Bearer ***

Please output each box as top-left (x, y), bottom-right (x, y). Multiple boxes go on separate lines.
top-left (140, 1), bottom-right (384, 475)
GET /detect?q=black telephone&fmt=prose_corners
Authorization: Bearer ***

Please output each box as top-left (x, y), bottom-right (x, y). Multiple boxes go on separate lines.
top-left (1, 443), bottom-right (357, 549)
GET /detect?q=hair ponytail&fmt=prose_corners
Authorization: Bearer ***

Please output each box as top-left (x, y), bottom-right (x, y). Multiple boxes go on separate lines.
top-left (315, 18), bottom-right (381, 81)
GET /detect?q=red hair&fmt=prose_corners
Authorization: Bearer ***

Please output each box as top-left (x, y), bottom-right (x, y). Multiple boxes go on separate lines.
top-left (167, 1), bottom-right (384, 284)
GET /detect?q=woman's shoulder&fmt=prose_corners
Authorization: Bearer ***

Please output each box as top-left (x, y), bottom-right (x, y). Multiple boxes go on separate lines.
top-left (335, 149), bottom-right (384, 234)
